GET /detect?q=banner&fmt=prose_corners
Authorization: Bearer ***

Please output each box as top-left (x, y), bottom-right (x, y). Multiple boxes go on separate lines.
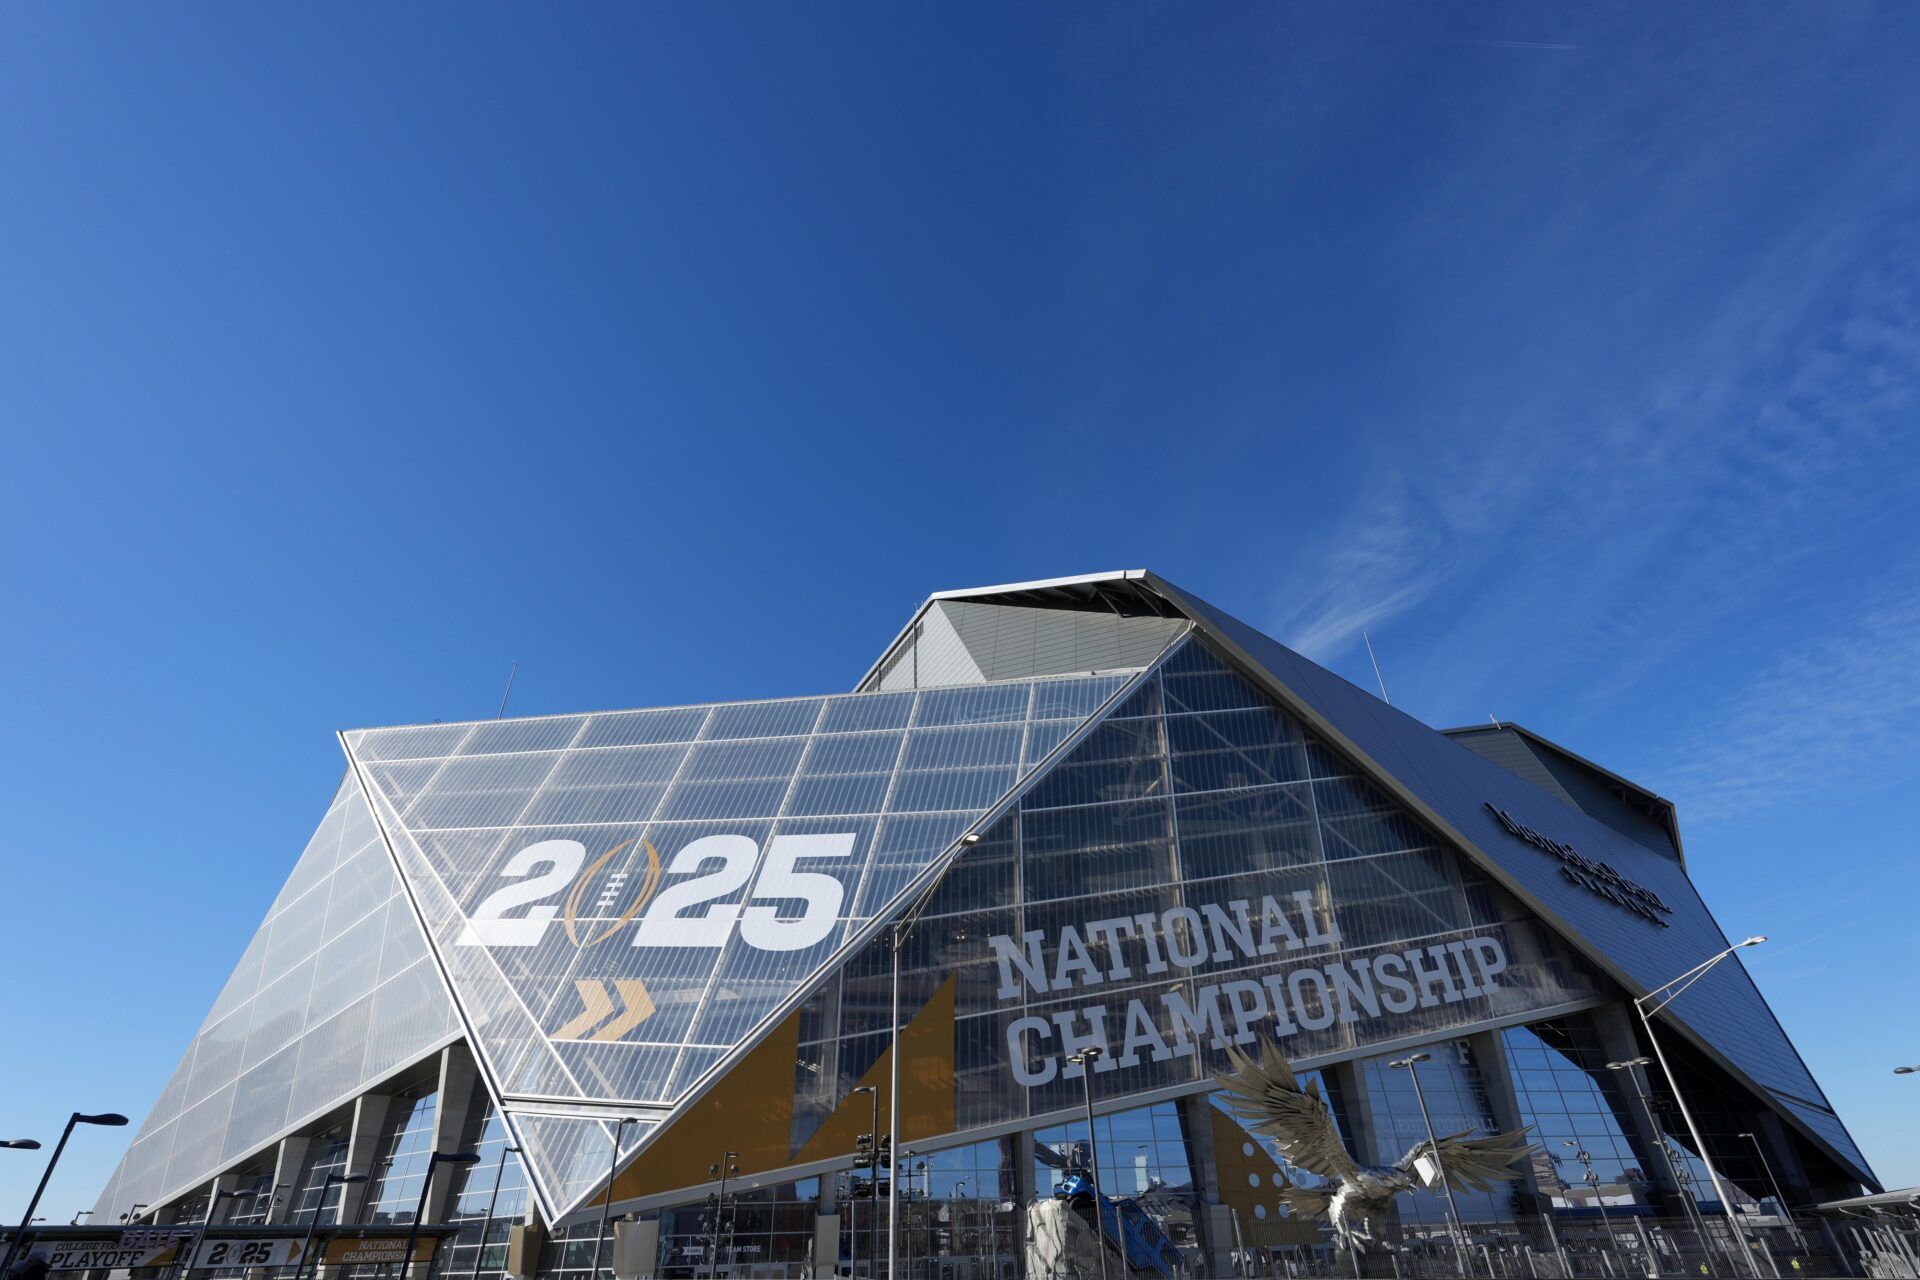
top-left (37, 1235), bottom-right (316, 1272)
top-left (190, 1238), bottom-right (310, 1270)
top-left (38, 1240), bottom-right (183, 1272)
top-left (323, 1235), bottom-right (439, 1267)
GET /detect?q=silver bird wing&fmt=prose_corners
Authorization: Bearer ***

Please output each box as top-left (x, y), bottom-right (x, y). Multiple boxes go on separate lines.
top-left (1270, 1168), bottom-right (1337, 1221)
top-left (1394, 1127), bottom-right (1538, 1193)
top-left (1213, 1041), bottom-right (1361, 1183)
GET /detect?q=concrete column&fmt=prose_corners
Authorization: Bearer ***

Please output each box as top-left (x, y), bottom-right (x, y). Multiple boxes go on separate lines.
top-left (339, 1094), bottom-right (394, 1224)
top-left (1591, 1003), bottom-right (1690, 1206)
top-left (1177, 1092), bottom-right (1236, 1277)
top-left (811, 1214), bottom-right (842, 1277)
top-left (204, 1173), bottom-right (242, 1224)
top-left (426, 1045), bottom-right (484, 1224)
top-left (268, 1137), bottom-right (312, 1225)
top-left (1338, 1054), bottom-right (1418, 1234)
top-left (1750, 1112), bottom-right (1812, 1206)
top-left (1470, 1028), bottom-right (1555, 1239)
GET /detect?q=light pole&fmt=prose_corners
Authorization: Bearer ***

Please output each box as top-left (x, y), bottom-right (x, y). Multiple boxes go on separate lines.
top-left (399, 1151), bottom-right (481, 1280)
top-left (467, 1145), bottom-right (522, 1280)
top-left (595, 1120), bottom-right (640, 1280)
top-left (1607, 1055), bottom-right (1715, 1268)
top-left (1895, 1066), bottom-right (1918, 1076)
top-left (297, 1172), bottom-right (367, 1280)
top-left (1634, 936), bottom-right (1767, 1277)
top-left (918, 1160), bottom-right (932, 1269)
top-left (860, 1084), bottom-right (882, 1279)
top-left (707, 1149), bottom-right (739, 1280)
top-left (955, 1177), bottom-right (969, 1266)
top-left (1565, 1143), bottom-right (1614, 1246)
top-left (1, 1111), bottom-right (129, 1277)
top-left (1390, 1053), bottom-right (1470, 1267)
top-left (70, 1212), bottom-right (91, 1226)
top-left (122, 1204), bottom-right (150, 1226)
top-left (186, 1186), bottom-right (262, 1280)
top-left (887, 830), bottom-right (983, 1280)
top-left (0, 1142), bottom-right (42, 1150)
top-left (1067, 1046), bottom-right (1111, 1280)
top-left (1737, 1133), bottom-right (1802, 1254)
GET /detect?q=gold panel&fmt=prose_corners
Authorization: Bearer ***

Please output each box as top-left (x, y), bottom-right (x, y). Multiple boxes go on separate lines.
top-left (597, 973), bottom-right (959, 1204)
top-left (1209, 1107), bottom-right (1324, 1247)
top-left (793, 973), bottom-right (956, 1166)
top-left (602, 1006), bottom-right (802, 1203)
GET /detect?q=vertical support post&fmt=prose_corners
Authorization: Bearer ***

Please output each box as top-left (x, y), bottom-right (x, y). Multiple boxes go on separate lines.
top-left (888, 925), bottom-right (903, 1280)
top-left (340, 1095), bottom-right (394, 1226)
top-left (428, 1048), bottom-right (482, 1229)
top-left (1636, 1011), bottom-right (1753, 1278)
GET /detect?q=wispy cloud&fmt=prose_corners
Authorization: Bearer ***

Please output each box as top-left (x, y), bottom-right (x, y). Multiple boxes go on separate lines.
top-left (1652, 588), bottom-right (1920, 823)
top-left (1263, 19), bottom-right (1920, 694)
top-left (1278, 474), bottom-right (1459, 658)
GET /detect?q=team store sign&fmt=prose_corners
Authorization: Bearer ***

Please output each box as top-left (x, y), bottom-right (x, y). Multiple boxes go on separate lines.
top-left (992, 891), bottom-right (1512, 1087)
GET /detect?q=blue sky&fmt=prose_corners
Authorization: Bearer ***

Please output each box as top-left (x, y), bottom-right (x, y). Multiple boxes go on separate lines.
top-left (4, 3), bottom-right (1918, 1218)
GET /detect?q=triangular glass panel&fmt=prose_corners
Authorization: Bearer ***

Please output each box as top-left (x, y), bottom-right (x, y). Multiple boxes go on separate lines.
top-left (344, 675), bottom-right (1136, 1216)
top-left (765, 636), bottom-right (1609, 1166)
top-left (92, 775), bottom-right (457, 1225)
top-left (1173, 590), bottom-right (1875, 1183)
top-left (505, 1112), bottom-right (659, 1217)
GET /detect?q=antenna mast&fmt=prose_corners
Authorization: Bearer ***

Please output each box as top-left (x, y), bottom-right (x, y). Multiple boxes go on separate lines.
top-left (497, 660), bottom-right (519, 719)
top-left (1362, 629), bottom-right (1391, 705)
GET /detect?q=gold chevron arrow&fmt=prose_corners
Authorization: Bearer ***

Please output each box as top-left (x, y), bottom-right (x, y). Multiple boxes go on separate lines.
top-left (553, 980), bottom-right (616, 1039)
top-left (552, 978), bottom-right (657, 1041)
top-left (590, 979), bottom-right (657, 1041)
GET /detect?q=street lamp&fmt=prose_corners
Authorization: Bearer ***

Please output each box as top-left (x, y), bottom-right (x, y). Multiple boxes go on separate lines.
top-left (1, 1111), bottom-right (129, 1277)
top-left (887, 829), bottom-right (983, 1280)
top-left (1896, 1066), bottom-right (1918, 1076)
top-left (1634, 936), bottom-right (1767, 1276)
top-left (468, 1145), bottom-right (522, 1280)
top-left (854, 1084), bottom-right (880, 1279)
top-left (70, 1212), bottom-right (91, 1226)
top-left (705, 1149), bottom-right (739, 1280)
top-left (398, 1151), bottom-right (481, 1280)
top-left (0, 1142), bottom-right (41, 1151)
top-left (121, 1204), bottom-right (150, 1226)
top-left (1390, 1052), bottom-right (1471, 1265)
top-left (1608, 1057), bottom-right (1716, 1266)
top-left (296, 1173), bottom-right (367, 1280)
top-left (1737, 1133), bottom-right (1803, 1253)
top-left (1067, 1046), bottom-right (1111, 1280)
top-left (1564, 1142), bottom-right (1614, 1245)
top-left (594, 1120), bottom-right (641, 1280)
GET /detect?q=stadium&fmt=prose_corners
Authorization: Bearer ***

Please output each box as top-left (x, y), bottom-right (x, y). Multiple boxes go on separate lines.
top-left (83, 571), bottom-right (1878, 1278)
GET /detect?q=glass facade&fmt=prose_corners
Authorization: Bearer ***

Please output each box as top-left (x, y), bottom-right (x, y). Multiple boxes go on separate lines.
top-left (287, 1126), bottom-right (351, 1225)
top-left (1502, 1018), bottom-right (1661, 1212)
top-left (93, 776), bottom-right (461, 1226)
top-left (442, 1096), bottom-right (532, 1280)
top-left (360, 1085), bottom-right (441, 1226)
top-left (88, 577), bottom-right (1869, 1264)
top-left (343, 671), bottom-right (1134, 1215)
top-left (1355, 1041), bottom-right (1518, 1229)
top-left (790, 639), bottom-right (1602, 1162)
top-left (656, 1178), bottom-right (821, 1277)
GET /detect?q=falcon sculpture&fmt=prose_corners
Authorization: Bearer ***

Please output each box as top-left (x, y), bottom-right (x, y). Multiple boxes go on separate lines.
top-left (1214, 1042), bottom-right (1536, 1252)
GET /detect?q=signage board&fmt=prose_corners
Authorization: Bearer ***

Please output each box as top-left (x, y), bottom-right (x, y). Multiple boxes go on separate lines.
top-left (1484, 803), bottom-right (1674, 927)
top-left (190, 1238), bottom-right (310, 1270)
top-left (323, 1235), bottom-right (439, 1267)
top-left (37, 1235), bottom-right (316, 1273)
top-left (38, 1240), bottom-right (184, 1272)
